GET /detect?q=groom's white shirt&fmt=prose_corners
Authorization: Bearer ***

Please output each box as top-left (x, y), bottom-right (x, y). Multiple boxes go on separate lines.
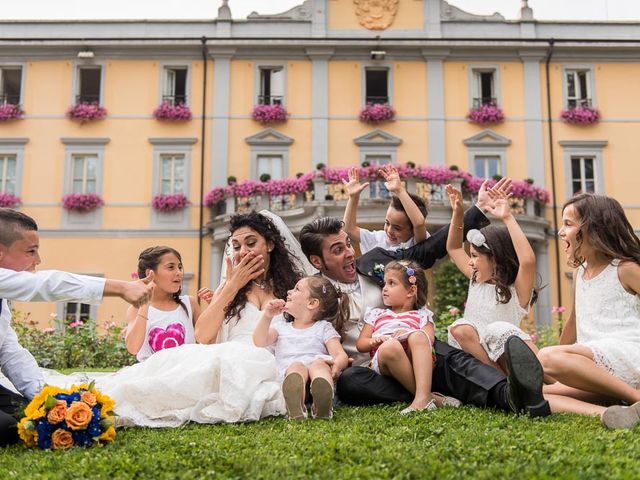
top-left (0, 269), bottom-right (105, 399)
top-left (324, 273), bottom-right (383, 367)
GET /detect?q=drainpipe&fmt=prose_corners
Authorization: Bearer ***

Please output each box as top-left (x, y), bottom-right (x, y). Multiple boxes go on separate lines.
top-left (544, 38), bottom-right (562, 309)
top-left (197, 36), bottom-right (208, 298)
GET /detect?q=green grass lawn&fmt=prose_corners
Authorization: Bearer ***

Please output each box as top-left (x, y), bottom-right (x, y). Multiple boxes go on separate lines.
top-left (2, 405), bottom-right (639, 479)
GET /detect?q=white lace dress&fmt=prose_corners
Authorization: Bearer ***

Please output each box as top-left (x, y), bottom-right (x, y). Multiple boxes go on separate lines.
top-left (447, 281), bottom-right (531, 362)
top-left (42, 303), bottom-right (286, 427)
top-left (575, 260), bottom-right (640, 388)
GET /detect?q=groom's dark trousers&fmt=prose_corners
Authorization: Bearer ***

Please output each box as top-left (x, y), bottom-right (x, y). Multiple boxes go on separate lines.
top-left (337, 340), bottom-right (513, 412)
top-left (0, 385), bottom-right (25, 446)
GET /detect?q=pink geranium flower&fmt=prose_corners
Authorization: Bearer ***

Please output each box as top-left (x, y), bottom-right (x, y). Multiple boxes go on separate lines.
top-left (61, 193), bottom-right (104, 212)
top-left (0, 104), bottom-right (24, 121)
top-left (560, 106), bottom-right (599, 125)
top-left (359, 103), bottom-right (395, 123)
top-left (152, 193), bottom-right (190, 213)
top-left (251, 104), bottom-right (288, 124)
top-left (153, 102), bottom-right (192, 121)
top-left (467, 103), bottom-right (505, 125)
top-left (66, 102), bottom-right (107, 123)
top-left (0, 193), bottom-right (21, 208)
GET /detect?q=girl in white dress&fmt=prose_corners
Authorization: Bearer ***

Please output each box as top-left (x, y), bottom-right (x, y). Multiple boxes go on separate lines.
top-left (445, 185), bottom-right (538, 373)
top-left (538, 193), bottom-right (640, 429)
top-left (253, 276), bottom-right (349, 420)
top-left (125, 246), bottom-right (199, 362)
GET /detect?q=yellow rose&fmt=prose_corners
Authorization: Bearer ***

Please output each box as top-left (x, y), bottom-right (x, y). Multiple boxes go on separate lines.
top-left (47, 400), bottom-right (67, 424)
top-left (24, 386), bottom-right (68, 420)
top-left (65, 401), bottom-right (93, 430)
top-left (17, 418), bottom-right (37, 448)
top-left (51, 428), bottom-right (74, 450)
top-left (95, 391), bottom-right (116, 417)
top-left (81, 391), bottom-right (97, 407)
top-left (99, 425), bottom-right (116, 443)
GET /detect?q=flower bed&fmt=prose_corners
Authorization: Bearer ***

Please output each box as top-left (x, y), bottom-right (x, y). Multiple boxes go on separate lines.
top-left (67, 103), bottom-right (107, 123)
top-left (61, 193), bottom-right (104, 212)
top-left (0, 192), bottom-right (21, 208)
top-left (152, 193), bottom-right (190, 212)
top-left (153, 102), bottom-right (192, 121)
top-left (0, 103), bottom-right (24, 121)
top-left (359, 103), bottom-right (395, 123)
top-left (251, 104), bottom-right (288, 124)
top-left (560, 106), bottom-right (599, 125)
top-left (467, 103), bottom-right (505, 125)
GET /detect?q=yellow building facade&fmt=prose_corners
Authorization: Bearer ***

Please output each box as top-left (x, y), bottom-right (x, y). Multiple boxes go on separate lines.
top-left (1, 0), bottom-right (638, 328)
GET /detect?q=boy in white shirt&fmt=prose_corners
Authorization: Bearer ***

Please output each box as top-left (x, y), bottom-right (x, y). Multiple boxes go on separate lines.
top-left (0, 208), bottom-right (152, 446)
top-left (342, 164), bottom-right (428, 254)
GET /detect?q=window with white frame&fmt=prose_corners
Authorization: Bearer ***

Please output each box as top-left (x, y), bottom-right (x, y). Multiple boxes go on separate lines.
top-left (160, 154), bottom-right (186, 195)
top-left (566, 69), bottom-right (592, 108)
top-left (258, 67), bottom-right (284, 105)
top-left (474, 155), bottom-right (502, 179)
top-left (472, 68), bottom-right (497, 107)
top-left (366, 154), bottom-right (392, 198)
top-left (255, 154), bottom-right (284, 181)
top-left (76, 66), bottom-right (102, 104)
top-left (0, 66), bottom-right (22, 105)
top-left (0, 154), bottom-right (17, 194)
top-left (365, 68), bottom-right (389, 105)
top-left (64, 302), bottom-right (91, 324)
top-left (162, 66), bottom-right (188, 105)
top-left (570, 156), bottom-right (596, 194)
top-left (71, 154), bottom-right (98, 194)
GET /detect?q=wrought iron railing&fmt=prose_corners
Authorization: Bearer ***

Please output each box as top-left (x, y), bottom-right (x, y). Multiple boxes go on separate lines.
top-left (472, 97), bottom-right (497, 108)
top-left (162, 94), bottom-right (188, 105)
top-left (75, 94), bottom-right (101, 104)
top-left (567, 97), bottom-right (592, 108)
top-left (0, 94), bottom-right (21, 105)
top-left (258, 95), bottom-right (283, 105)
top-left (365, 95), bottom-right (389, 105)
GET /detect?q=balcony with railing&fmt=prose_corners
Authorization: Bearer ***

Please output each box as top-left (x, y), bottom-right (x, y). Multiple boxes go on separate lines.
top-left (472, 97), bottom-right (497, 108)
top-left (162, 94), bottom-right (188, 106)
top-left (567, 97), bottom-right (592, 109)
top-left (365, 95), bottom-right (389, 105)
top-left (258, 95), bottom-right (283, 105)
top-left (75, 94), bottom-right (101, 104)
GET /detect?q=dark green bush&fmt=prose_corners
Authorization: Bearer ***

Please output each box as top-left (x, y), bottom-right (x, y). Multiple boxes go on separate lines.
top-left (432, 259), bottom-right (468, 340)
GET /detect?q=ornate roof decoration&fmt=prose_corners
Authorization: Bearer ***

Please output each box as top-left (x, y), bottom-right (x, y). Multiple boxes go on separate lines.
top-left (353, 0), bottom-right (399, 31)
top-left (247, 0), bottom-right (312, 21)
top-left (441, 1), bottom-right (505, 22)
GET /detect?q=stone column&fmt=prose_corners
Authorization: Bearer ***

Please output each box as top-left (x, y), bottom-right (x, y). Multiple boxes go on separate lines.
top-left (307, 48), bottom-right (334, 172)
top-left (422, 48), bottom-right (450, 166)
top-left (209, 48), bottom-right (236, 187)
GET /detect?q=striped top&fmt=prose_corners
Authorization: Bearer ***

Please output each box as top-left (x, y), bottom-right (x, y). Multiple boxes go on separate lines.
top-left (364, 306), bottom-right (434, 355)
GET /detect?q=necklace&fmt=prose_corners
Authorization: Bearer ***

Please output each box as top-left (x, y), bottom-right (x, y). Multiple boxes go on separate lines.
top-left (252, 280), bottom-right (268, 290)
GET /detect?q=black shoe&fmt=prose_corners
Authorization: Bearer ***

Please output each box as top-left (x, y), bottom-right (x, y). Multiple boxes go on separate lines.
top-left (505, 336), bottom-right (550, 418)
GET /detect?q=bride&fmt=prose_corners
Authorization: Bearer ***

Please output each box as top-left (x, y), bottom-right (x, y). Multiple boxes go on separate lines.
top-left (45, 211), bottom-right (315, 427)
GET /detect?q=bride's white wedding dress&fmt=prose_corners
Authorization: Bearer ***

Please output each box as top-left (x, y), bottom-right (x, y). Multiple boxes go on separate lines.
top-left (42, 308), bottom-right (287, 427)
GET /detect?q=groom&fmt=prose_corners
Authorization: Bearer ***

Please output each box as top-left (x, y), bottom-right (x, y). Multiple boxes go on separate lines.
top-left (298, 185), bottom-right (550, 417)
top-left (0, 208), bottom-right (153, 446)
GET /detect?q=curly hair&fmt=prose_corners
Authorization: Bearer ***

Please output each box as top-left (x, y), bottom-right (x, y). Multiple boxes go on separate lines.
top-left (471, 224), bottom-right (538, 306)
top-left (384, 260), bottom-right (428, 310)
top-left (137, 245), bottom-right (188, 314)
top-left (563, 193), bottom-right (640, 268)
top-left (225, 211), bottom-right (302, 322)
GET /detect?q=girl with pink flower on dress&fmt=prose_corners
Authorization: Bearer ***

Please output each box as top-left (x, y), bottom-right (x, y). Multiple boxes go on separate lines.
top-left (125, 246), bottom-right (201, 362)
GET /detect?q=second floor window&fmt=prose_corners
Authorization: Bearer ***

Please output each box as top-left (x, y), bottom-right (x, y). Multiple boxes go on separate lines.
top-left (571, 156), bottom-right (596, 194)
top-left (72, 154), bottom-right (98, 194)
top-left (474, 155), bottom-right (501, 179)
top-left (566, 70), bottom-right (591, 108)
top-left (365, 68), bottom-right (389, 104)
top-left (160, 154), bottom-right (186, 194)
top-left (0, 67), bottom-right (22, 105)
top-left (76, 66), bottom-right (102, 104)
top-left (0, 154), bottom-right (17, 194)
top-left (472, 69), bottom-right (496, 107)
top-left (255, 154), bottom-right (284, 181)
top-left (64, 302), bottom-right (91, 324)
top-left (259, 67), bottom-right (284, 105)
top-left (163, 67), bottom-right (188, 105)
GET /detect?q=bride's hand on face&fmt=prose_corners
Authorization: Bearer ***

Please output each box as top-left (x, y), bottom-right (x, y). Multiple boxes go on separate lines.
top-left (225, 253), bottom-right (265, 290)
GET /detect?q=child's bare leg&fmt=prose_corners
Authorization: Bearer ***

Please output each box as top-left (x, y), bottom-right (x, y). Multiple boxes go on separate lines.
top-left (282, 362), bottom-right (309, 420)
top-left (377, 339), bottom-right (416, 393)
top-left (308, 359), bottom-right (333, 384)
top-left (545, 393), bottom-right (606, 416)
top-left (497, 339), bottom-right (552, 381)
top-left (406, 332), bottom-right (434, 410)
top-left (451, 325), bottom-right (503, 372)
top-left (544, 381), bottom-right (618, 405)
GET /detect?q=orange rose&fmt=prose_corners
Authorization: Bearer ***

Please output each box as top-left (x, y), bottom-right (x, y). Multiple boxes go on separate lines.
top-left (65, 401), bottom-right (93, 430)
top-left (47, 400), bottom-right (67, 424)
top-left (51, 428), bottom-right (74, 450)
top-left (81, 391), bottom-right (97, 407)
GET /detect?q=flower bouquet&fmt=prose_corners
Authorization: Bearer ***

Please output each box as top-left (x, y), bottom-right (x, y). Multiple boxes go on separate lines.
top-left (18, 382), bottom-right (116, 450)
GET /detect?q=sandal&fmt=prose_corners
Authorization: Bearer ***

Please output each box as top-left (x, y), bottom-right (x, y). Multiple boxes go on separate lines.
top-left (400, 399), bottom-right (437, 415)
top-left (282, 372), bottom-right (307, 420)
top-left (432, 392), bottom-right (462, 408)
top-left (310, 377), bottom-right (334, 420)
top-left (601, 401), bottom-right (640, 429)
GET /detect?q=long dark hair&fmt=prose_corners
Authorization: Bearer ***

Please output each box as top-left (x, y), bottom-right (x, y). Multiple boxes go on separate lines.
top-left (137, 245), bottom-right (188, 314)
top-left (225, 211), bottom-right (302, 321)
top-left (563, 193), bottom-right (640, 268)
top-left (471, 225), bottom-right (538, 306)
top-left (384, 260), bottom-right (428, 310)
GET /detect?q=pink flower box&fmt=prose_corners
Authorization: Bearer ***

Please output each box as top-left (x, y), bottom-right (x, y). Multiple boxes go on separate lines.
top-left (61, 193), bottom-right (104, 212)
top-left (0, 104), bottom-right (24, 121)
top-left (153, 102), bottom-right (192, 121)
top-left (0, 192), bottom-right (21, 208)
top-left (251, 104), bottom-right (288, 124)
top-left (467, 103), bottom-right (505, 125)
top-left (66, 103), bottom-right (107, 123)
top-left (359, 103), bottom-right (395, 123)
top-left (560, 106), bottom-right (599, 125)
top-left (152, 193), bottom-right (190, 212)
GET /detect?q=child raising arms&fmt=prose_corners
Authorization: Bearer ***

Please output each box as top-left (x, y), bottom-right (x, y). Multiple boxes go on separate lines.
top-left (125, 246), bottom-right (200, 362)
top-left (445, 184), bottom-right (538, 373)
top-left (538, 193), bottom-right (640, 429)
top-left (356, 260), bottom-right (454, 413)
top-left (343, 164), bottom-right (428, 253)
top-left (253, 276), bottom-right (349, 420)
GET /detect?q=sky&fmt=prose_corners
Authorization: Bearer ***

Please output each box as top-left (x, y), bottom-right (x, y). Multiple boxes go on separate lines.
top-left (2, 0), bottom-right (640, 21)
